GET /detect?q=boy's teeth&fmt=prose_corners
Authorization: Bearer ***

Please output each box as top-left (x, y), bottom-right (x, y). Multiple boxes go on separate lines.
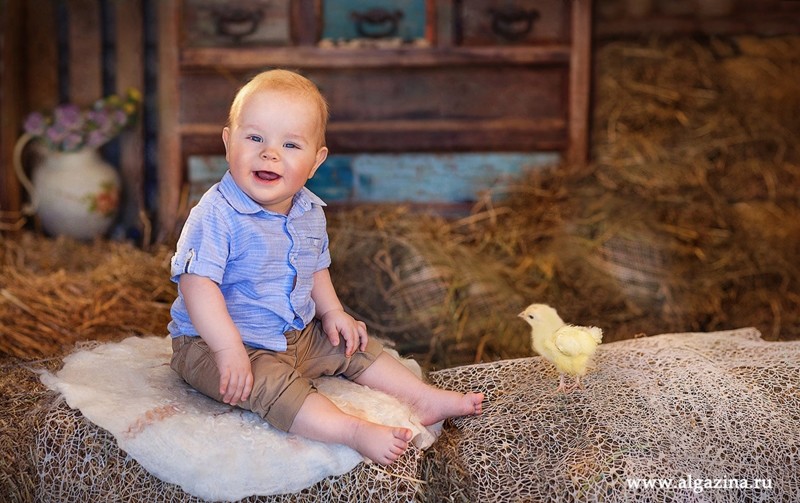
top-left (256, 171), bottom-right (279, 181)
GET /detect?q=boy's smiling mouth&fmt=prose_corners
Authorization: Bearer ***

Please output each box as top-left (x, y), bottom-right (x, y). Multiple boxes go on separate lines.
top-left (254, 170), bottom-right (280, 182)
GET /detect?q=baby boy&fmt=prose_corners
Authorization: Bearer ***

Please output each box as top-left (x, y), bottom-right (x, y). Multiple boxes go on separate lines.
top-left (169, 69), bottom-right (483, 465)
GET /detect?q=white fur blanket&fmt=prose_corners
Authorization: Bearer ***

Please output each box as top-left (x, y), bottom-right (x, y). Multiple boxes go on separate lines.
top-left (39, 335), bottom-right (440, 501)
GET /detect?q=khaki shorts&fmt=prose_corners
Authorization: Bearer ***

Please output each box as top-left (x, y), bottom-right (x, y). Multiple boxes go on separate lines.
top-left (170, 319), bottom-right (383, 432)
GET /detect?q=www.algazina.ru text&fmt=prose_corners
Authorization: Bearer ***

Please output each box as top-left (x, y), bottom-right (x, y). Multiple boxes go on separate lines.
top-left (626, 475), bottom-right (772, 494)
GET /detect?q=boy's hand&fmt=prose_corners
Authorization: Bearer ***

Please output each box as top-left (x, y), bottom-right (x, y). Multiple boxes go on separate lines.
top-left (212, 345), bottom-right (253, 405)
top-left (320, 309), bottom-right (368, 357)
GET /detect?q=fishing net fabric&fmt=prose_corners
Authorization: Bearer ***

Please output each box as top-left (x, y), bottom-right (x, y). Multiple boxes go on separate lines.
top-left (424, 328), bottom-right (800, 502)
top-left (33, 399), bottom-right (424, 503)
top-left (27, 328), bottom-right (800, 502)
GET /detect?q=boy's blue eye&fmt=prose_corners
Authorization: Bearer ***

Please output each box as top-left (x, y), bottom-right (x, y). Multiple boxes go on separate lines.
top-left (284, 142), bottom-right (299, 149)
top-left (247, 135), bottom-right (263, 143)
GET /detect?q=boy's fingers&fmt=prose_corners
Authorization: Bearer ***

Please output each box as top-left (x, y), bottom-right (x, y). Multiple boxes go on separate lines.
top-left (241, 373), bottom-right (254, 403)
top-left (222, 371), bottom-right (241, 404)
top-left (357, 321), bottom-right (369, 351)
top-left (343, 329), bottom-right (355, 356)
top-left (327, 330), bottom-right (339, 346)
top-left (227, 374), bottom-right (245, 404)
top-left (219, 369), bottom-right (231, 397)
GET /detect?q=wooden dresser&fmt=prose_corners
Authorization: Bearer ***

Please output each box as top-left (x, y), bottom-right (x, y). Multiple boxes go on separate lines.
top-left (157, 0), bottom-right (592, 237)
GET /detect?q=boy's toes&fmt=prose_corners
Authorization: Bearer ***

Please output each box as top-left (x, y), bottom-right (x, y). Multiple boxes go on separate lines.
top-left (476, 394), bottom-right (484, 413)
top-left (393, 427), bottom-right (412, 442)
top-left (467, 392), bottom-right (484, 415)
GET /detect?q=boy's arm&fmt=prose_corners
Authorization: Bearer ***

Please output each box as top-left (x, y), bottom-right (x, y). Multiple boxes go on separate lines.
top-left (179, 273), bottom-right (253, 405)
top-left (311, 268), bottom-right (368, 356)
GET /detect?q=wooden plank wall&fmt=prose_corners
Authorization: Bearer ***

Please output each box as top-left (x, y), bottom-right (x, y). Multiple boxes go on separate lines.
top-left (157, 0), bottom-right (181, 243)
top-left (0, 0), bottom-right (26, 230)
top-left (1, 0), bottom-right (146, 237)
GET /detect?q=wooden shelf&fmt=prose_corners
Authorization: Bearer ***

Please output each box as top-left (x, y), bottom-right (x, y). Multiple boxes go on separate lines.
top-left (180, 44), bottom-right (573, 70)
top-left (157, 0), bottom-right (593, 240)
top-left (596, 12), bottom-right (800, 38)
top-left (180, 117), bottom-right (565, 136)
top-left (180, 117), bottom-right (568, 155)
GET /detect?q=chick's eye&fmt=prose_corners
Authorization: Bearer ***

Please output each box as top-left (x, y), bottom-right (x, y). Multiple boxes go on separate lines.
top-left (247, 135), bottom-right (263, 143)
top-left (528, 314), bottom-right (535, 320)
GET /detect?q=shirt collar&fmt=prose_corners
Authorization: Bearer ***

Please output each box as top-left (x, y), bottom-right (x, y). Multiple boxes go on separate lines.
top-left (218, 171), bottom-right (327, 216)
top-left (218, 171), bottom-right (262, 215)
top-left (292, 186), bottom-right (327, 214)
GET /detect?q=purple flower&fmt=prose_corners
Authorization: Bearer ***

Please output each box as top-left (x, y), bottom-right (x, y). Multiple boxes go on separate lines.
top-left (46, 124), bottom-right (68, 144)
top-left (87, 109), bottom-right (110, 128)
top-left (53, 104), bottom-right (82, 128)
top-left (23, 112), bottom-right (47, 135)
top-left (86, 129), bottom-right (108, 148)
top-left (21, 89), bottom-right (140, 151)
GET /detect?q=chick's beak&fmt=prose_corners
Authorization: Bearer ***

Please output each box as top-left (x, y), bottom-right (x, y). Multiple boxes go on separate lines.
top-left (517, 312), bottom-right (525, 318)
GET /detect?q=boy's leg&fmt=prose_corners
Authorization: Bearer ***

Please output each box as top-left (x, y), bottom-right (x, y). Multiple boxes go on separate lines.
top-left (288, 392), bottom-right (412, 466)
top-left (170, 334), bottom-right (306, 431)
top-left (287, 321), bottom-right (413, 464)
top-left (172, 331), bottom-right (414, 465)
top-left (290, 321), bottom-right (483, 426)
top-left (353, 352), bottom-right (484, 426)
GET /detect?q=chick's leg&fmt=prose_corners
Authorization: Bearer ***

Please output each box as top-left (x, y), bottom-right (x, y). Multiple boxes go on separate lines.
top-left (565, 375), bottom-right (585, 393)
top-left (555, 374), bottom-right (569, 394)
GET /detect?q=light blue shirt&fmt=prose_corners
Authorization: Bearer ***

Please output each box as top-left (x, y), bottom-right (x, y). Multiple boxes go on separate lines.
top-left (168, 171), bottom-right (331, 351)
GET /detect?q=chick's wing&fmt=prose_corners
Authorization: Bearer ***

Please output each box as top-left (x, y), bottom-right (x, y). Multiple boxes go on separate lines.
top-left (553, 325), bottom-right (599, 357)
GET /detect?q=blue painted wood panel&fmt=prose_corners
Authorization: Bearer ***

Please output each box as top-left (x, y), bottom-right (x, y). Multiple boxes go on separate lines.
top-left (188, 152), bottom-right (560, 206)
top-left (322, 0), bottom-right (426, 41)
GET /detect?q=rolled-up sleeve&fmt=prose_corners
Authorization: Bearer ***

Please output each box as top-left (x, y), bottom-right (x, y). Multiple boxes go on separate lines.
top-left (170, 207), bottom-right (231, 284)
top-left (315, 233), bottom-right (331, 272)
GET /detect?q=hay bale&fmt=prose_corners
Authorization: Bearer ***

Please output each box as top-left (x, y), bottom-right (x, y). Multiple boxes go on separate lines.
top-left (423, 328), bottom-right (800, 502)
top-left (12, 329), bottom-right (800, 502)
top-left (328, 207), bottom-right (530, 368)
top-left (0, 233), bottom-right (175, 359)
top-left (0, 357), bottom-right (60, 503)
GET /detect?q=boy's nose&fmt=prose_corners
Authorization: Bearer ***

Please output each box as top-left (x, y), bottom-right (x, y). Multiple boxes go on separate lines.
top-left (261, 148), bottom-right (279, 161)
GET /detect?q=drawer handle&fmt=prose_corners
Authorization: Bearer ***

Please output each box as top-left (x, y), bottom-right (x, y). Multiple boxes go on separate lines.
top-left (488, 7), bottom-right (540, 41)
top-left (350, 8), bottom-right (404, 39)
top-left (212, 7), bottom-right (264, 44)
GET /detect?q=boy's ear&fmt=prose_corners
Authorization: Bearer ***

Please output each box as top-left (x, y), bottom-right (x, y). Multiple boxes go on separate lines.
top-left (307, 146), bottom-right (329, 180)
top-left (222, 127), bottom-right (231, 161)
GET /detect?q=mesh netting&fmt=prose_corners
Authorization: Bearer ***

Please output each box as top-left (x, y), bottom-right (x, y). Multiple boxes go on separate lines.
top-left (424, 328), bottom-right (800, 502)
top-left (33, 399), bottom-right (424, 502)
top-left (27, 328), bottom-right (800, 502)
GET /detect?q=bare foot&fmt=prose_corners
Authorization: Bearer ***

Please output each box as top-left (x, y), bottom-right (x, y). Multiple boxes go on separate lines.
top-left (350, 422), bottom-right (412, 465)
top-left (413, 388), bottom-right (484, 426)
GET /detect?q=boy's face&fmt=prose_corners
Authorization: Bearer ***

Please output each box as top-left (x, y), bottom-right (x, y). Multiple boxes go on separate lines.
top-left (222, 89), bottom-right (328, 215)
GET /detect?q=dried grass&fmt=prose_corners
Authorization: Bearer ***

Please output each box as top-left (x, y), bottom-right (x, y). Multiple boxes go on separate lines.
top-left (0, 233), bottom-right (175, 359)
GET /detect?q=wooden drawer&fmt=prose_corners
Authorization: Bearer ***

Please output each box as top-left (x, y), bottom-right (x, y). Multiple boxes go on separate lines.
top-left (457, 0), bottom-right (571, 46)
top-left (178, 66), bottom-right (568, 152)
top-left (182, 0), bottom-right (291, 46)
top-left (156, 0), bottom-right (592, 238)
top-left (322, 0), bottom-right (428, 42)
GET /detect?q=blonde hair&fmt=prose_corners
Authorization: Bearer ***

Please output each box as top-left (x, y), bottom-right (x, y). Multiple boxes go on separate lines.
top-left (227, 69), bottom-right (329, 146)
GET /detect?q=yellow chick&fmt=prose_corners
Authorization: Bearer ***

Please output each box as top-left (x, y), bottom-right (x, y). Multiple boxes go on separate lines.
top-left (518, 304), bottom-right (603, 393)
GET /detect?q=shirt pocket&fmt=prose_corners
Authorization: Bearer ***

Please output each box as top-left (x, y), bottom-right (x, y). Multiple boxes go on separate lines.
top-left (304, 236), bottom-right (323, 253)
top-left (296, 236), bottom-right (324, 278)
